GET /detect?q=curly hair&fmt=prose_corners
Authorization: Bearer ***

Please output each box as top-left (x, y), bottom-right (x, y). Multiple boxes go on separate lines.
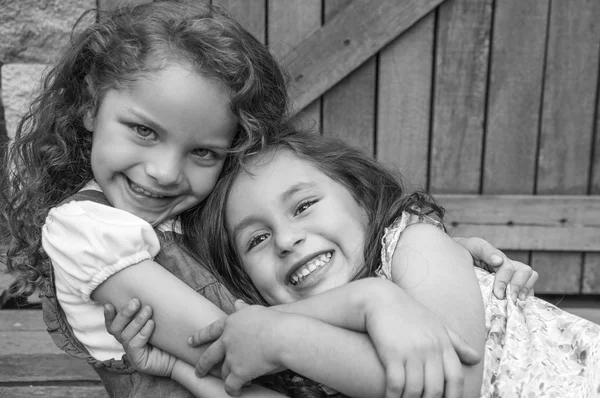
top-left (185, 124), bottom-right (445, 305)
top-left (1, 0), bottom-right (289, 296)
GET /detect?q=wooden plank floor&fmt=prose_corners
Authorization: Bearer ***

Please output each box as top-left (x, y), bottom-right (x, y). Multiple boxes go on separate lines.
top-left (0, 310), bottom-right (106, 397)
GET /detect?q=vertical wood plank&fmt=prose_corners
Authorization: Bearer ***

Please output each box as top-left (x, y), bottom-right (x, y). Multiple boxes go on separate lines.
top-left (483, 0), bottom-right (548, 194)
top-left (430, 0), bottom-right (493, 193)
top-left (268, 0), bottom-right (322, 131)
top-left (483, 0), bottom-right (548, 269)
top-left (322, 0), bottom-right (375, 154)
top-left (214, 0), bottom-right (266, 44)
top-left (584, 0), bottom-right (600, 295)
top-left (533, 0), bottom-right (600, 294)
top-left (377, 13), bottom-right (434, 189)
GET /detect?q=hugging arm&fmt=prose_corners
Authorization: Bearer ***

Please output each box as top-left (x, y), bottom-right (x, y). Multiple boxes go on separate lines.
top-left (93, 259), bottom-right (287, 397)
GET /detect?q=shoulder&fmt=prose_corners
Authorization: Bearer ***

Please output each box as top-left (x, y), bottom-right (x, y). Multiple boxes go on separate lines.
top-left (391, 222), bottom-right (474, 288)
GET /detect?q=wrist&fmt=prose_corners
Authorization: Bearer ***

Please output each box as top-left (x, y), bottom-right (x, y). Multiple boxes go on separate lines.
top-left (271, 312), bottom-right (304, 370)
top-left (170, 359), bottom-right (186, 381)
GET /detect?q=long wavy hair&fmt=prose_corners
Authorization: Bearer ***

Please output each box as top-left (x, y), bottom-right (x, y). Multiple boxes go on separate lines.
top-left (185, 125), bottom-right (445, 305)
top-left (1, 0), bottom-right (289, 296)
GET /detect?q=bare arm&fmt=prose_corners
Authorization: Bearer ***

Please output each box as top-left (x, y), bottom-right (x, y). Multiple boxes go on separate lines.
top-left (92, 259), bottom-right (225, 366)
top-left (95, 260), bottom-right (389, 397)
top-left (392, 223), bottom-right (485, 397)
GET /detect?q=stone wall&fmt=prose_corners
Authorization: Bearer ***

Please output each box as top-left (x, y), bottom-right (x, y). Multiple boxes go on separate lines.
top-left (0, 0), bottom-right (95, 139)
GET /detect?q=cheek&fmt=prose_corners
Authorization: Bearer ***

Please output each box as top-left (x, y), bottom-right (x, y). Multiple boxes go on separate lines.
top-left (189, 168), bottom-right (222, 198)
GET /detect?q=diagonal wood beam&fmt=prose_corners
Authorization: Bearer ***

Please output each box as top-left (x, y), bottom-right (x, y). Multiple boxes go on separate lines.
top-left (279, 0), bottom-right (448, 113)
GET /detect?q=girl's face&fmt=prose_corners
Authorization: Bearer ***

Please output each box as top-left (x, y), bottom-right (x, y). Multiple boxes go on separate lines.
top-left (226, 150), bottom-right (369, 305)
top-left (85, 63), bottom-right (237, 226)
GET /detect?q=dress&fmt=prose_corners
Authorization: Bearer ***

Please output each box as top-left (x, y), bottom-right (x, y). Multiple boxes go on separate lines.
top-left (380, 212), bottom-right (600, 398)
top-left (40, 182), bottom-right (237, 397)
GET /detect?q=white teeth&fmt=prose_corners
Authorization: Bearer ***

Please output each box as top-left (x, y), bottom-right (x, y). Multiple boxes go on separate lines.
top-left (290, 252), bottom-right (332, 286)
top-left (130, 182), bottom-right (164, 198)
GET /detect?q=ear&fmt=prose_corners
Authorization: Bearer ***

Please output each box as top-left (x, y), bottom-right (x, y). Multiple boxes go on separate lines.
top-left (83, 109), bottom-right (94, 132)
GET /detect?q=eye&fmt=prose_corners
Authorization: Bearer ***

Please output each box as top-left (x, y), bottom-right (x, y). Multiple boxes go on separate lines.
top-left (294, 199), bottom-right (317, 216)
top-left (192, 148), bottom-right (216, 160)
top-left (133, 125), bottom-right (157, 140)
top-left (247, 233), bottom-right (269, 251)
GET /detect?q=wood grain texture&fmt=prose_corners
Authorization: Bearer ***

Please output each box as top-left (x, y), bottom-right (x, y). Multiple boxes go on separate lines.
top-left (439, 195), bottom-right (600, 251)
top-left (483, 0), bottom-right (548, 194)
top-left (0, 386), bottom-right (107, 398)
top-left (280, 0), bottom-right (447, 114)
top-left (0, 354), bottom-right (100, 383)
top-left (534, 0), bottom-right (600, 293)
top-left (438, 195), bottom-right (600, 225)
top-left (268, 0), bottom-right (322, 130)
top-left (376, 13), bottom-right (434, 189)
top-left (430, 0), bottom-right (493, 193)
top-left (322, 0), bottom-right (376, 153)
top-left (214, 0), bottom-right (266, 44)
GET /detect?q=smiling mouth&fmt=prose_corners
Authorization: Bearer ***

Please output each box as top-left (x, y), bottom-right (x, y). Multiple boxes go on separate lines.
top-left (289, 252), bottom-right (333, 286)
top-left (127, 179), bottom-right (171, 199)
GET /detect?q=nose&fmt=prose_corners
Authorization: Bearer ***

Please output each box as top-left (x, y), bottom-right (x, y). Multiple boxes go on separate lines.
top-left (275, 225), bottom-right (306, 257)
top-left (145, 149), bottom-right (184, 186)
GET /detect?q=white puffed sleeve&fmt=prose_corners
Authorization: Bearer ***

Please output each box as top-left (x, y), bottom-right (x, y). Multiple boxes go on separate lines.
top-left (42, 200), bottom-right (160, 302)
top-left (42, 200), bottom-right (162, 360)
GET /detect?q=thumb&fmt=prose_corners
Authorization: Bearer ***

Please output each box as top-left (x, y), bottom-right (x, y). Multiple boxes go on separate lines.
top-left (446, 326), bottom-right (481, 365)
top-left (234, 299), bottom-right (249, 311)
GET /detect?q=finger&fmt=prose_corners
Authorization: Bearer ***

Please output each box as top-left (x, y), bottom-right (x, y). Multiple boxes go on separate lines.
top-left (384, 364), bottom-right (406, 398)
top-left (195, 339), bottom-right (225, 377)
top-left (128, 319), bottom-right (155, 350)
top-left (402, 360), bottom-right (424, 398)
top-left (106, 298), bottom-right (141, 337)
top-left (103, 303), bottom-right (116, 328)
top-left (521, 270), bottom-right (538, 300)
top-left (224, 373), bottom-right (248, 397)
top-left (458, 237), bottom-right (504, 268)
top-left (423, 357), bottom-right (444, 398)
top-left (442, 351), bottom-right (464, 398)
top-left (446, 327), bottom-right (480, 365)
top-left (492, 259), bottom-right (517, 300)
top-left (508, 264), bottom-right (534, 301)
top-left (189, 317), bottom-right (226, 347)
top-left (120, 305), bottom-right (153, 345)
top-left (234, 299), bottom-right (249, 311)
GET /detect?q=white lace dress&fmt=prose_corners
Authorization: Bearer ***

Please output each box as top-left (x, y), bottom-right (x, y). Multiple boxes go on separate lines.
top-left (379, 212), bottom-right (600, 398)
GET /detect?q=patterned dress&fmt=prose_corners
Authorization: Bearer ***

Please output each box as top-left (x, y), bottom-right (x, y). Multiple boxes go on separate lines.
top-left (380, 212), bottom-right (600, 398)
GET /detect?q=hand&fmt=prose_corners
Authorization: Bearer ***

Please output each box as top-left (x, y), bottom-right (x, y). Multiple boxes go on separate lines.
top-left (455, 237), bottom-right (538, 301)
top-left (189, 300), bottom-right (286, 396)
top-left (104, 300), bottom-right (178, 378)
top-left (364, 284), bottom-right (480, 398)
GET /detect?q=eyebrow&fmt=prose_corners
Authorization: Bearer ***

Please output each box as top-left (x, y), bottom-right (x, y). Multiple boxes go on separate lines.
top-left (126, 107), bottom-right (231, 151)
top-left (231, 182), bottom-right (317, 243)
top-left (126, 107), bottom-right (167, 135)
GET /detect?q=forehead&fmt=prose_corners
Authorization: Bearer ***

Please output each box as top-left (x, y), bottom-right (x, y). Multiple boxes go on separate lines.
top-left (109, 63), bottom-right (237, 144)
top-left (234, 150), bottom-right (324, 188)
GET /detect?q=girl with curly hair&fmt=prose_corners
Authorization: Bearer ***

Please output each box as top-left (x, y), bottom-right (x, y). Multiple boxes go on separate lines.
top-left (1, 1), bottom-right (288, 396)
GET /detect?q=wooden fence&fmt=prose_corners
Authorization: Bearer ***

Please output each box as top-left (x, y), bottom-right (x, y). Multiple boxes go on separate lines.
top-left (188, 0), bottom-right (600, 296)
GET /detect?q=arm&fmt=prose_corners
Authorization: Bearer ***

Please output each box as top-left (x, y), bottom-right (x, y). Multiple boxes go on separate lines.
top-left (192, 279), bottom-right (480, 398)
top-left (100, 264), bottom-right (389, 397)
top-left (455, 236), bottom-right (538, 300)
top-left (92, 259), bottom-right (226, 367)
top-left (392, 224), bottom-right (486, 397)
top-left (105, 305), bottom-right (287, 398)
